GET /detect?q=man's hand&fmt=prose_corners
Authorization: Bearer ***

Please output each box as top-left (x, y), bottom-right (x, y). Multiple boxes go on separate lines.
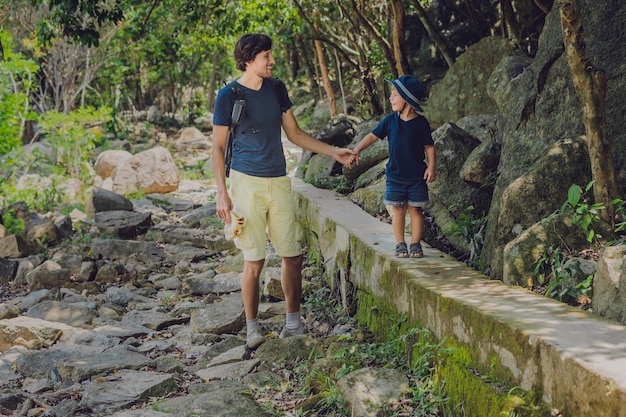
top-left (216, 191), bottom-right (233, 225)
top-left (334, 148), bottom-right (358, 169)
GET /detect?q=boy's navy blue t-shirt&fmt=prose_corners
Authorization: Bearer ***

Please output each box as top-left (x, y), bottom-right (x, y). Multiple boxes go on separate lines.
top-left (372, 112), bottom-right (434, 182)
top-left (213, 78), bottom-right (292, 178)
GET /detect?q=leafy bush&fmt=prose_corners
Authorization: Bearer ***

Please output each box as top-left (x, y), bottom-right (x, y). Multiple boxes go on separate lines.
top-left (560, 182), bottom-right (605, 243)
top-left (0, 31), bottom-right (38, 156)
top-left (445, 205), bottom-right (488, 268)
top-left (37, 106), bottom-right (111, 182)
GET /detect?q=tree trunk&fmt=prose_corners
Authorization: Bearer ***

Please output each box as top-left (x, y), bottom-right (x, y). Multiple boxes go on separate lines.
top-left (345, 0), bottom-right (398, 79)
top-left (390, 0), bottom-right (410, 75)
top-left (500, 0), bottom-right (521, 42)
top-left (408, 0), bottom-right (456, 68)
top-left (312, 17), bottom-right (337, 116)
top-left (559, 0), bottom-right (618, 224)
top-left (314, 34), bottom-right (337, 118)
top-left (296, 36), bottom-right (318, 93)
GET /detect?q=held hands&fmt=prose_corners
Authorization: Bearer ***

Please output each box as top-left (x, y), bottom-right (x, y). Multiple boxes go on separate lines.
top-left (334, 147), bottom-right (358, 169)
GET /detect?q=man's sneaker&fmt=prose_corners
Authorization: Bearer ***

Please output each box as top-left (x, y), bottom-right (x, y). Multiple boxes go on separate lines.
top-left (246, 329), bottom-right (266, 349)
top-left (279, 325), bottom-right (306, 339)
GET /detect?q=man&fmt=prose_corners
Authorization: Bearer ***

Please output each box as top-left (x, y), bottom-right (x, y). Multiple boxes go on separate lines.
top-left (212, 34), bottom-right (356, 349)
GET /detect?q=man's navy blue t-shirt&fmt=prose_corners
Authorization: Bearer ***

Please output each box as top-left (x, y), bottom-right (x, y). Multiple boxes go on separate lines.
top-left (213, 78), bottom-right (292, 178)
top-left (372, 112), bottom-right (434, 183)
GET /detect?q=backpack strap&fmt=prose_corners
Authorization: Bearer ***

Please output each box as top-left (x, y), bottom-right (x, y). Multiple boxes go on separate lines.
top-left (224, 81), bottom-right (245, 177)
top-left (269, 77), bottom-right (290, 113)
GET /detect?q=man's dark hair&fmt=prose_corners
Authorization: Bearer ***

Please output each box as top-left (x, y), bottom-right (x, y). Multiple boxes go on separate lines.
top-left (234, 34), bottom-right (273, 71)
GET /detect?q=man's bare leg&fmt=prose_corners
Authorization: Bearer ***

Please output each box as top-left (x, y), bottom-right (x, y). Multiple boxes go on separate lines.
top-left (280, 254), bottom-right (305, 337)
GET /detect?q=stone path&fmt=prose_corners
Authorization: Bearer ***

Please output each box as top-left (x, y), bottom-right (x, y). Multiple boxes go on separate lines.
top-left (0, 180), bottom-right (420, 417)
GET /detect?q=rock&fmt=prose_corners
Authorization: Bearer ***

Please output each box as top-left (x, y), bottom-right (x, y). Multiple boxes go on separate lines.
top-left (593, 245), bottom-right (626, 324)
top-left (176, 126), bottom-right (211, 150)
top-left (26, 300), bottom-right (97, 327)
top-left (0, 316), bottom-right (69, 351)
top-left (262, 267), bottom-right (284, 300)
top-left (0, 259), bottom-right (19, 283)
top-left (426, 36), bottom-right (516, 129)
top-left (91, 187), bottom-right (134, 212)
top-left (0, 235), bottom-right (40, 259)
top-left (337, 367), bottom-right (409, 417)
top-left (94, 150), bottom-right (133, 179)
top-left (25, 260), bottom-right (71, 290)
top-left (57, 345), bottom-right (155, 383)
top-left (196, 358), bottom-right (261, 382)
top-left (80, 370), bottom-right (177, 414)
top-left (111, 146), bottom-right (179, 195)
top-left (190, 293), bottom-right (245, 334)
top-left (94, 210), bottom-right (152, 238)
top-left (488, 137), bottom-right (592, 279)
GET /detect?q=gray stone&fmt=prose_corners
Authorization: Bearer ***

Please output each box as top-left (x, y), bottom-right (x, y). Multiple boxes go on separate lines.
top-left (121, 308), bottom-right (189, 331)
top-left (57, 345), bottom-right (154, 383)
top-left (196, 359), bottom-right (260, 382)
top-left (92, 186), bottom-right (134, 212)
top-left (593, 245), bottom-right (626, 324)
top-left (26, 300), bottom-right (97, 327)
top-left (18, 289), bottom-right (53, 313)
top-left (337, 367), bottom-right (409, 417)
top-left (94, 210), bottom-right (152, 239)
top-left (190, 293), bottom-right (245, 334)
top-left (91, 239), bottom-right (165, 263)
top-left (80, 370), bottom-right (177, 414)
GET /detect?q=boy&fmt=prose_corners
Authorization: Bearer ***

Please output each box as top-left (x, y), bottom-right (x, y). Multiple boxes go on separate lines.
top-left (352, 75), bottom-right (436, 258)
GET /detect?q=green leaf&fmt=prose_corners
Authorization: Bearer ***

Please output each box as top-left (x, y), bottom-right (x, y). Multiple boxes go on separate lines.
top-left (567, 184), bottom-right (581, 207)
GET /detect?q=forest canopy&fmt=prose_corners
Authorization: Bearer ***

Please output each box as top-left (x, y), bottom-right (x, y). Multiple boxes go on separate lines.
top-left (0, 0), bottom-right (552, 159)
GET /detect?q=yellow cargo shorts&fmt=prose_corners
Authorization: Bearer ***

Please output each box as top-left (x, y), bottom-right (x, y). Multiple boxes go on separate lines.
top-left (229, 170), bottom-right (302, 261)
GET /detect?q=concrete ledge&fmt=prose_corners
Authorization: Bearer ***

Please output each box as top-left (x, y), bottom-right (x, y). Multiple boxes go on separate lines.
top-left (293, 177), bottom-right (626, 417)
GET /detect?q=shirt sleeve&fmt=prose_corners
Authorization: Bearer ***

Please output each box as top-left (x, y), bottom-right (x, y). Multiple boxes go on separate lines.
top-left (372, 114), bottom-right (393, 140)
top-left (213, 85), bottom-right (233, 127)
top-left (273, 78), bottom-right (293, 113)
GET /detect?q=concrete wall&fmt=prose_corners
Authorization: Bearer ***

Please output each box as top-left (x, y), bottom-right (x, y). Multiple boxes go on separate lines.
top-left (293, 177), bottom-right (626, 417)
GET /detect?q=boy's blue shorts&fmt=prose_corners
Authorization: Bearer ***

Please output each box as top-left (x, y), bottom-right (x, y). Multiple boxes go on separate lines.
top-left (384, 177), bottom-right (429, 207)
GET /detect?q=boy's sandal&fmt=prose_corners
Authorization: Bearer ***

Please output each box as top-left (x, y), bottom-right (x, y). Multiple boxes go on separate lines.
top-left (409, 243), bottom-right (424, 258)
top-left (395, 242), bottom-right (409, 258)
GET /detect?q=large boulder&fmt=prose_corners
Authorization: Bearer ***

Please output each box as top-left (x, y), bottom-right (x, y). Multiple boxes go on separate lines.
top-left (111, 146), bottom-right (179, 195)
top-left (481, 3), bottom-right (626, 281)
top-left (425, 36), bottom-right (517, 129)
top-left (94, 150), bottom-right (133, 179)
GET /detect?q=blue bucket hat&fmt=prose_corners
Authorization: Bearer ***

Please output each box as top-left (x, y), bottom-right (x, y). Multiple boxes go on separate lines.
top-left (385, 75), bottom-right (426, 112)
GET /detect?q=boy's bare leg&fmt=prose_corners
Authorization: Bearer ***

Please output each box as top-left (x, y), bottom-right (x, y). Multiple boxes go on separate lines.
top-left (392, 205), bottom-right (408, 243)
top-left (408, 206), bottom-right (424, 244)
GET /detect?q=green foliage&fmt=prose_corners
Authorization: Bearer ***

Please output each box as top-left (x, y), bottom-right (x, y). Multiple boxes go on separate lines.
top-left (0, 31), bottom-right (39, 156)
top-left (303, 286), bottom-right (347, 325)
top-left (445, 205), bottom-right (488, 268)
top-left (306, 175), bottom-right (351, 194)
top-left (560, 182), bottom-right (604, 243)
top-left (0, 176), bottom-right (62, 214)
top-left (611, 196), bottom-right (626, 233)
top-left (37, 106), bottom-right (111, 182)
top-left (33, 0), bottom-right (124, 47)
top-left (533, 246), bottom-right (592, 303)
top-left (1, 208), bottom-right (25, 235)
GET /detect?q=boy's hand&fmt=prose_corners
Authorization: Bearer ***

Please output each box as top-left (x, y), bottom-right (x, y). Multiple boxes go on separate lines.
top-left (424, 166), bottom-right (436, 183)
top-left (335, 148), bottom-right (357, 168)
